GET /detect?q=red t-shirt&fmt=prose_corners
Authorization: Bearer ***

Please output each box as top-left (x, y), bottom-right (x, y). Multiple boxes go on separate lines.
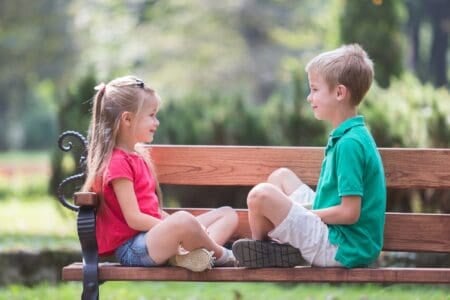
top-left (96, 148), bottom-right (161, 256)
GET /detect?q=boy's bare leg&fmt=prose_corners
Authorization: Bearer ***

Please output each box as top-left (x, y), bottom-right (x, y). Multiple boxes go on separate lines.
top-left (247, 182), bottom-right (293, 240)
top-left (267, 168), bottom-right (304, 195)
top-left (234, 182), bottom-right (304, 268)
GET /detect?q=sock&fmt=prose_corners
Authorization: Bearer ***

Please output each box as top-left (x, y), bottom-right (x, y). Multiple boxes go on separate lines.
top-left (214, 247), bottom-right (234, 265)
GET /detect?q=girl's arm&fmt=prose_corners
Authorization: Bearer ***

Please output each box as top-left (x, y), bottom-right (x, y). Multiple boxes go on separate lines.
top-left (112, 178), bottom-right (161, 231)
top-left (312, 196), bottom-right (361, 225)
top-left (160, 209), bottom-right (170, 219)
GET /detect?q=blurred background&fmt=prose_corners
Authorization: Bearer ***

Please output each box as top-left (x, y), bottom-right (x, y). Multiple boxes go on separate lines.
top-left (0, 0), bottom-right (449, 298)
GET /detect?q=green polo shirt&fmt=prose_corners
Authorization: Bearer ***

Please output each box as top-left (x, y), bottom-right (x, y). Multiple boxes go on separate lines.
top-left (313, 115), bottom-right (386, 268)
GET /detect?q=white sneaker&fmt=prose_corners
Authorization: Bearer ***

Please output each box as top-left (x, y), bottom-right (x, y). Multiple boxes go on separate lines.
top-left (168, 248), bottom-right (214, 272)
top-left (214, 248), bottom-right (237, 267)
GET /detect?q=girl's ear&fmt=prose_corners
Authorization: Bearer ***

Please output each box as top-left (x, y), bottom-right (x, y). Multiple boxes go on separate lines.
top-left (120, 111), bottom-right (133, 127)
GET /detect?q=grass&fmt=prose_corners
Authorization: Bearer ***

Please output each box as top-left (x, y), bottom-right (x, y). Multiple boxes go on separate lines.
top-left (0, 151), bottom-right (449, 299)
top-left (0, 197), bottom-right (77, 251)
top-left (0, 150), bottom-right (49, 163)
top-left (0, 282), bottom-right (448, 300)
top-left (0, 151), bottom-right (78, 251)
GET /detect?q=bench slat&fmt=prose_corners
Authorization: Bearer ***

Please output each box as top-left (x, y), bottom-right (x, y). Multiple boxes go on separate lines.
top-left (165, 209), bottom-right (450, 253)
top-left (62, 263), bottom-right (450, 284)
top-left (150, 146), bottom-right (450, 189)
top-left (384, 212), bottom-right (450, 252)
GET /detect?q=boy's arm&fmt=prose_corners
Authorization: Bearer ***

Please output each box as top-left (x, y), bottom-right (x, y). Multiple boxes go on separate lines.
top-left (112, 178), bottom-right (162, 231)
top-left (312, 196), bottom-right (361, 225)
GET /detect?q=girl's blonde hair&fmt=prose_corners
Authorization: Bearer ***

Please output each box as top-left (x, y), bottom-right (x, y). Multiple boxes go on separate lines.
top-left (305, 44), bottom-right (374, 106)
top-left (82, 75), bottom-right (163, 202)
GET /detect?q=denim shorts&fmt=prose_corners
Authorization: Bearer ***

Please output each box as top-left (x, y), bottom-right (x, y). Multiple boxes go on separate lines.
top-left (115, 232), bottom-right (157, 267)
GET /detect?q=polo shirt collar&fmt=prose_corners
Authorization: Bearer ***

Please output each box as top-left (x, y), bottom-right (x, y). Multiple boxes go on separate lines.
top-left (326, 115), bottom-right (365, 150)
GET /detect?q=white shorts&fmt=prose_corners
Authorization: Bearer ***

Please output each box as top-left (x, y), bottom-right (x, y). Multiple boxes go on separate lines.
top-left (268, 201), bottom-right (342, 267)
top-left (288, 183), bottom-right (316, 209)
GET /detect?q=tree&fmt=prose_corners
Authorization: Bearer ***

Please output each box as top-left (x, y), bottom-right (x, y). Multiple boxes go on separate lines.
top-left (0, 0), bottom-right (76, 150)
top-left (405, 0), bottom-right (449, 87)
top-left (49, 73), bottom-right (96, 196)
top-left (424, 0), bottom-right (449, 87)
top-left (340, 0), bottom-right (405, 87)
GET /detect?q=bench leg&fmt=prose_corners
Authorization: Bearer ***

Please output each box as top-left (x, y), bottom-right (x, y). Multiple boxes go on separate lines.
top-left (78, 206), bottom-right (99, 300)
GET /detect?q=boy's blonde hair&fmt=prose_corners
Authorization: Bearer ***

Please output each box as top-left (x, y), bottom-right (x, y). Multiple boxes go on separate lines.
top-left (82, 75), bottom-right (162, 202)
top-left (305, 44), bottom-right (374, 106)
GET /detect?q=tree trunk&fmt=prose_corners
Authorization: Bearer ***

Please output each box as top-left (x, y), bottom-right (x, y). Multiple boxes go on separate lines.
top-left (426, 0), bottom-right (449, 87)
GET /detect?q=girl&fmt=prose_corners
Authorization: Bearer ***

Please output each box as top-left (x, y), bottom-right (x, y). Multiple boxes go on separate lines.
top-left (82, 75), bottom-right (238, 271)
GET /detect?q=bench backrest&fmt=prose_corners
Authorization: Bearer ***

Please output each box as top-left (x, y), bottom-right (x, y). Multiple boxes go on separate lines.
top-left (149, 145), bottom-right (450, 254)
top-left (150, 146), bottom-right (450, 188)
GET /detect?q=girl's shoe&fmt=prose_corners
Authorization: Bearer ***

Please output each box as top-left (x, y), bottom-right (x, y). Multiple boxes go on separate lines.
top-left (168, 248), bottom-right (214, 272)
top-left (214, 248), bottom-right (237, 267)
top-left (232, 238), bottom-right (304, 268)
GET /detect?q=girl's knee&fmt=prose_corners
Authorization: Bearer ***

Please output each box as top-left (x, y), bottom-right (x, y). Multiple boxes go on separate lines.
top-left (169, 211), bottom-right (203, 234)
top-left (217, 206), bottom-right (236, 216)
top-left (218, 206), bottom-right (238, 225)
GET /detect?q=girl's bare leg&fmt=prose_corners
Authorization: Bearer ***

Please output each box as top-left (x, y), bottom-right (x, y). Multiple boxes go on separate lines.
top-left (146, 211), bottom-right (224, 264)
top-left (196, 206), bottom-right (238, 245)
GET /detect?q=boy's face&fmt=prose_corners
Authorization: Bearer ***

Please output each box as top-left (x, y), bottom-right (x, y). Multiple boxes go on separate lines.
top-left (306, 71), bottom-right (339, 124)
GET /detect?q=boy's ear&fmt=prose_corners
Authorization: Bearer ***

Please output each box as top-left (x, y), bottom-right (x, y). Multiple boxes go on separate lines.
top-left (336, 84), bottom-right (349, 101)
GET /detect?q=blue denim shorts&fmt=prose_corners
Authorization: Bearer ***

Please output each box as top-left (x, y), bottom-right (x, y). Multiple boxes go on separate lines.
top-left (115, 232), bottom-right (157, 267)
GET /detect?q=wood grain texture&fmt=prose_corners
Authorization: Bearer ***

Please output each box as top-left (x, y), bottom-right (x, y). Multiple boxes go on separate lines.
top-left (149, 146), bottom-right (450, 188)
top-left (62, 263), bottom-right (450, 283)
top-left (165, 209), bottom-right (450, 253)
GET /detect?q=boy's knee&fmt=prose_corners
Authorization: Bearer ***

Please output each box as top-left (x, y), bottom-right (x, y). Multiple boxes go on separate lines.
top-left (267, 167), bottom-right (292, 184)
top-left (247, 183), bottom-right (273, 210)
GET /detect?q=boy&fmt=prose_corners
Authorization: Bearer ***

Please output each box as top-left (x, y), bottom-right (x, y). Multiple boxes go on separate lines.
top-left (232, 44), bottom-right (386, 268)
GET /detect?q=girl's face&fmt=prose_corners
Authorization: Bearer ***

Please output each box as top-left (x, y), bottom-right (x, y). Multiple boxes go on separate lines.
top-left (134, 93), bottom-right (160, 144)
top-left (306, 71), bottom-right (339, 125)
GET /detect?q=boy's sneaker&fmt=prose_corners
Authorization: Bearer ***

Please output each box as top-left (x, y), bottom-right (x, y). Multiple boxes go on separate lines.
top-left (168, 248), bottom-right (214, 272)
top-left (232, 238), bottom-right (304, 268)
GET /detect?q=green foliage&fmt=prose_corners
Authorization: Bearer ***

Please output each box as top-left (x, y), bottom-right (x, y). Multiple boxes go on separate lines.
top-left (155, 71), bottom-right (329, 147)
top-left (49, 73), bottom-right (96, 196)
top-left (156, 93), bottom-right (269, 146)
top-left (22, 80), bottom-right (58, 150)
top-left (361, 73), bottom-right (450, 147)
top-left (0, 0), bottom-right (76, 150)
top-left (340, 0), bottom-right (406, 87)
top-left (261, 70), bottom-right (328, 146)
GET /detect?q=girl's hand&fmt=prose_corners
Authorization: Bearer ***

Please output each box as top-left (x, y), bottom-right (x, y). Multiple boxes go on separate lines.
top-left (177, 245), bottom-right (189, 255)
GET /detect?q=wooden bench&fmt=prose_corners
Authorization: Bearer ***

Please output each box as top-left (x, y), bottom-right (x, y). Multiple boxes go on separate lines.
top-left (56, 131), bottom-right (450, 300)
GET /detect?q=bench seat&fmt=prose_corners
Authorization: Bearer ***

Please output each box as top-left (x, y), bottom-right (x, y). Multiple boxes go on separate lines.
top-left (55, 134), bottom-right (450, 299)
top-left (62, 209), bottom-right (450, 284)
top-left (62, 263), bottom-right (450, 284)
